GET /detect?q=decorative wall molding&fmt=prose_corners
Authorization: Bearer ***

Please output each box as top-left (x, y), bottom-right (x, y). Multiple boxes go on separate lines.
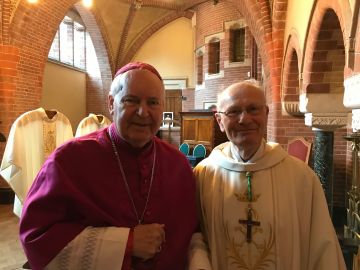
top-left (205, 70), bottom-right (224, 80)
top-left (195, 45), bottom-right (205, 55)
top-left (195, 82), bottom-right (205, 91)
top-left (204, 32), bottom-right (225, 43)
top-left (224, 19), bottom-right (246, 30)
top-left (282, 101), bottom-right (303, 116)
top-left (224, 59), bottom-right (251, 68)
top-left (163, 78), bottom-right (187, 90)
top-left (305, 113), bottom-right (348, 131)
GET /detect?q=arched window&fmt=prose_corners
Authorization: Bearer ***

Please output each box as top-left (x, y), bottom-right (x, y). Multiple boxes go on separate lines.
top-left (230, 28), bottom-right (245, 62)
top-left (48, 11), bottom-right (86, 70)
top-left (208, 39), bottom-right (220, 74)
top-left (196, 51), bottom-right (204, 85)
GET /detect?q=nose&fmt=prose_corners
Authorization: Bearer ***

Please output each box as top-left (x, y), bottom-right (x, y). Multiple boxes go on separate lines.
top-left (238, 110), bottom-right (251, 123)
top-left (136, 101), bottom-right (150, 117)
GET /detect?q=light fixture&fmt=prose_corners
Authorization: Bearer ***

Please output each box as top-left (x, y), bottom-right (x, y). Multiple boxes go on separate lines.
top-left (82, 0), bottom-right (93, 8)
top-left (27, 0), bottom-right (38, 3)
top-left (134, 0), bottom-right (143, 10)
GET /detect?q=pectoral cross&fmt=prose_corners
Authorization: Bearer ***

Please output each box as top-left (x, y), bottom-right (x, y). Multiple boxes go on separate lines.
top-left (239, 207), bottom-right (260, 243)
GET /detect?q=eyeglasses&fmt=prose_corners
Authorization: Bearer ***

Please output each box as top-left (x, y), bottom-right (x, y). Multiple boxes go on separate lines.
top-left (120, 96), bottom-right (161, 109)
top-left (217, 105), bottom-right (265, 118)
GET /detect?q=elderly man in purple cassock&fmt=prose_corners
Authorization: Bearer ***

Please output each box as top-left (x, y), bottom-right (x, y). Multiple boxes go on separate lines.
top-left (19, 62), bottom-right (198, 270)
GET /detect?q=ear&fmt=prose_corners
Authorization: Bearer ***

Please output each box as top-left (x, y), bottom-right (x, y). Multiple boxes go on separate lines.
top-left (215, 113), bottom-right (225, 132)
top-left (108, 95), bottom-right (115, 116)
top-left (265, 105), bottom-right (269, 116)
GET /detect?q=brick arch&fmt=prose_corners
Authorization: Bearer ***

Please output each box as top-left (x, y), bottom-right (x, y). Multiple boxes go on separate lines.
top-left (272, 0), bottom-right (288, 98)
top-left (119, 10), bottom-right (193, 67)
top-left (302, 0), bottom-right (351, 95)
top-left (121, 0), bottom-right (276, 98)
top-left (8, 0), bottom-right (113, 120)
top-left (272, 0), bottom-right (288, 31)
top-left (352, 4), bottom-right (360, 73)
top-left (282, 34), bottom-right (301, 104)
top-left (9, 0), bottom-right (78, 116)
top-left (304, 9), bottom-right (345, 95)
top-left (74, 3), bottom-right (113, 116)
top-left (227, 0), bottom-right (285, 143)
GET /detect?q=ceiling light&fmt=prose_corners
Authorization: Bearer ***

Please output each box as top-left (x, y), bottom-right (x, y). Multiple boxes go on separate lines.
top-left (82, 0), bottom-right (93, 8)
top-left (27, 0), bottom-right (38, 3)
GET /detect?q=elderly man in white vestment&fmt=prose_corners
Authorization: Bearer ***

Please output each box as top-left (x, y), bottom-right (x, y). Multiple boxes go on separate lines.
top-left (192, 81), bottom-right (346, 270)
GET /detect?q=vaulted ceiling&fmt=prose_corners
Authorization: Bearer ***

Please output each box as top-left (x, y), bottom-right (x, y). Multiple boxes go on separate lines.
top-left (86, 0), bottom-right (218, 69)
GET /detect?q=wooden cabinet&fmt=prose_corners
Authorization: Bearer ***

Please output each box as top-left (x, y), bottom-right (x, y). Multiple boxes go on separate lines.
top-left (180, 111), bottom-right (228, 155)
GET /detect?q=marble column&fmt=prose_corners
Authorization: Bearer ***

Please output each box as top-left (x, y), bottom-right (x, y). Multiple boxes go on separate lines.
top-left (305, 113), bottom-right (348, 217)
top-left (313, 129), bottom-right (334, 214)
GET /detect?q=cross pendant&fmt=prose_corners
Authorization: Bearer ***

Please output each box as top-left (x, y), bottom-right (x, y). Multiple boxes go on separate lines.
top-left (239, 207), bottom-right (260, 243)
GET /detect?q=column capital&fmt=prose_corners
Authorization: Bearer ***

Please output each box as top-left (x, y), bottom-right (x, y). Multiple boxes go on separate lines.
top-left (305, 112), bottom-right (348, 131)
top-left (282, 101), bottom-right (303, 116)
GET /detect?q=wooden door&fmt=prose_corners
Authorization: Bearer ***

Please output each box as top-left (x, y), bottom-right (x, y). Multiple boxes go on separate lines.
top-left (165, 90), bottom-right (182, 124)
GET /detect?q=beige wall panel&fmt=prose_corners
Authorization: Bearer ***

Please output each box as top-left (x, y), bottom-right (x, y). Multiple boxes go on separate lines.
top-left (133, 17), bottom-right (194, 87)
top-left (41, 61), bottom-right (86, 132)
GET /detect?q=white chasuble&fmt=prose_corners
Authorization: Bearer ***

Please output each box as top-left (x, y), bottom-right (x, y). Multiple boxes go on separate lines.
top-left (0, 108), bottom-right (73, 216)
top-left (193, 141), bottom-right (346, 270)
top-left (75, 113), bottom-right (112, 137)
top-left (222, 171), bottom-right (276, 268)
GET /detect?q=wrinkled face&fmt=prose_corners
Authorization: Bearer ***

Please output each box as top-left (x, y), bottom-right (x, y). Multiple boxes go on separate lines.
top-left (215, 84), bottom-right (269, 154)
top-left (108, 69), bottom-right (164, 148)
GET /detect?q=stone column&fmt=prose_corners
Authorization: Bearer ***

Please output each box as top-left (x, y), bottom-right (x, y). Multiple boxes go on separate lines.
top-left (305, 113), bottom-right (348, 216)
top-left (313, 129), bottom-right (334, 213)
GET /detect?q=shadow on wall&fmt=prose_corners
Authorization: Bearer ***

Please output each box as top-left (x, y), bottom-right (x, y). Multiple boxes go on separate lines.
top-left (0, 133), bottom-right (5, 142)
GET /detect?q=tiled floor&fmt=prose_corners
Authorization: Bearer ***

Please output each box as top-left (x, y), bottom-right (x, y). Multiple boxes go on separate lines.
top-left (0, 204), bottom-right (27, 270)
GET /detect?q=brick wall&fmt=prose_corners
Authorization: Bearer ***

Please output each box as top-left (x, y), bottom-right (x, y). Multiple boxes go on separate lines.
top-left (193, 1), bottom-right (254, 109)
top-left (0, 44), bottom-right (20, 188)
top-left (0, 45), bottom-right (20, 154)
top-left (182, 88), bottom-right (195, 112)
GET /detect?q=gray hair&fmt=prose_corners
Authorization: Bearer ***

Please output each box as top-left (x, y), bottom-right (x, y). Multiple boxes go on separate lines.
top-left (109, 73), bottom-right (126, 97)
top-left (108, 70), bottom-right (166, 103)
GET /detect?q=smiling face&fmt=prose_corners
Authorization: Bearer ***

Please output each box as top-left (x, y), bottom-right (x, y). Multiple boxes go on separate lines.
top-left (215, 82), bottom-right (269, 160)
top-left (108, 69), bottom-right (165, 148)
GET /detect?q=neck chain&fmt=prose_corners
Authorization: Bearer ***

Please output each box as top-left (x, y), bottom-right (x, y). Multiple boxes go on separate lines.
top-left (108, 130), bottom-right (156, 224)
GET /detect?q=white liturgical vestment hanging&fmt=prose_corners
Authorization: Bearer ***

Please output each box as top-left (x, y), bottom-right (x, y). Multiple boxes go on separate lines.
top-left (0, 107), bottom-right (73, 216)
top-left (75, 113), bottom-right (112, 137)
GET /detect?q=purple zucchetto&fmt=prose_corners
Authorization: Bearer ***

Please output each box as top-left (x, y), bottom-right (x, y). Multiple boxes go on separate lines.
top-left (115, 62), bottom-right (162, 81)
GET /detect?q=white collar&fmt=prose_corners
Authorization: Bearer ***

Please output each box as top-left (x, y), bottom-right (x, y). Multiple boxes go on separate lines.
top-left (230, 140), bottom-right (266, 163)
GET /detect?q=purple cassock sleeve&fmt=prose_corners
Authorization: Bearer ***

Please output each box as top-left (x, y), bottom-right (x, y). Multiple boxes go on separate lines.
top-left (19, 125), bottom-right (198, 270)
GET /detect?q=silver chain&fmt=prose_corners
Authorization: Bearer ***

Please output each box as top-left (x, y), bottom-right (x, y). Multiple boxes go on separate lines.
top-left (108, 130), bottom-right (156, 224)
